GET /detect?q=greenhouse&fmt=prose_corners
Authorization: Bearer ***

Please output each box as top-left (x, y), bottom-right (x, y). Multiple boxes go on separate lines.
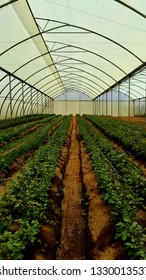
top-left (0, 0), bottom-right (146, 261)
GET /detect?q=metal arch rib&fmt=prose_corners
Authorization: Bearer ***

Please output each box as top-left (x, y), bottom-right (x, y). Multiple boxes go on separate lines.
top-left (41, 78), bottom-right (97, 98)
top-left (44, 41), bottom-right (127, 75)
top-left (25, 65), bottom-right (110, 89)
top-left (93, 62), bottom-right (146, 100)
top-left (22, 0), bottom-right (65, 93)
top-left (45, 86), bottom-right (94, 100)
top-left (52, 54), bottom-right (117, 82)
top-left (31, 55), bottom-right (115, 88)
top-left (53, 88), bottom-right (93, 99)
top-left (50, 87), bottom-right (93, 100)
top-left (0, 17), bottom-right (143, 64)
top-left (36, 18), bottom-right (143, 63)
top-left (11, 50), bottom-right (119, 82)
top-left (8, 39), bottom-right (127, 77)
top-left (0, 0), bottom-right (18, 9)
top-left (114, 0), bottom-right (146, 20)
top-left (25, 65), bottom-right (109, 98)
top-left (0, 66), bottom-right (52, 99)
top-left (52, 87), bottom-right (94, 99)
top-left (12, 52), bottom-right (114, 89)
top-left (35, 72), bottom-right (104, 95)
top-left (42, 77), bottom-right (98, 97)
top-left (43, 82), bottom-right (95, 99)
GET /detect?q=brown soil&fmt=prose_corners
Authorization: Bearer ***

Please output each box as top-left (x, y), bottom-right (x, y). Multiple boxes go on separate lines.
top-left (0, 119), bottom-right (62, 157)
top-left (47, 116), bottom-right (125, 260)
top-left (20, 123), bottom-right (43, 137)
top-left (57, 117), bottom-right (86, 260)
top-left (80, 141), bottom-right (125, 259)
top-left (108, 116), bottom-right (146, 124)
top-left (1, 116), bottom-right (127, 260)
top-left (0, 138), bottom-right (34, 157)
top-left (0, 119), bottom-right (63, 192)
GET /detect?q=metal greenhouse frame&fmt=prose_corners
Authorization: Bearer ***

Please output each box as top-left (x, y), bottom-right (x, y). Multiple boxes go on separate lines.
top-left (0, 0), bottom-right (146, 118)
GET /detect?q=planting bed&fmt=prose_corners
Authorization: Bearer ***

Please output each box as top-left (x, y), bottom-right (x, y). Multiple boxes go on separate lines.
top-left (0, 114), bottom-right (146, 260)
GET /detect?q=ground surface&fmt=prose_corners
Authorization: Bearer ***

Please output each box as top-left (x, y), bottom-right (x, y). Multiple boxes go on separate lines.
top-left (2, 115), bottom-right (145, 259)
top-left (55, 117), bottom-right (125, 259)
top-left (109, 116), bottom-right (146, 123)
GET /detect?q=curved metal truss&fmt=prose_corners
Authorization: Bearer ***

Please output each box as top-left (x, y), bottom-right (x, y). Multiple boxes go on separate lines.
top-left (0, 0), bottom-right (146, 118)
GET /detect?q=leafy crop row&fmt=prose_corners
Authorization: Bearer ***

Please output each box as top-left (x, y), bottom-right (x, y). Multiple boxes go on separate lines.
top-left (77, 115), bottom-right (146, 259)
top-left (0, 115), bottom-right (71, 260)
top-left (84, 115), bottom-right (146, 161)
top-left (84, 117), bottom-right (146, 200)
top-left (0, 115), bottom-right (55, 148)
top-left (0, 114), bottom-right (52, 129)
top-left (0, 115), bottom-right (65, 181)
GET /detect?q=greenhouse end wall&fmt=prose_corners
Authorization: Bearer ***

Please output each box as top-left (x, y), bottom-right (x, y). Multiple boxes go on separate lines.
top-left (54, 100), bottom-right (134, 116)
top-left (54, 100), bottom-right (93, 115)
top-left (0, 100), bottom-right (136, 119)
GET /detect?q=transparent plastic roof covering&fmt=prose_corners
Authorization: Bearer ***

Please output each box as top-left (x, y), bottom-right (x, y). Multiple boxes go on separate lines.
top-left (0, 0), bottom-right (146, 99)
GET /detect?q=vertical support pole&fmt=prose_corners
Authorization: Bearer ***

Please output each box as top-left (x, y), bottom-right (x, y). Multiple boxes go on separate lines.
top-left (99, 96), bottom-right (101, 116)
top-left (128, 78), bottom-right (131, 120)
top-left (41, 93), bottom-right (43, 113)
top-left (44, 95), bottom-right (47, 114)
top-left (37, 91), bottom-right (39, 114)
top-left (48, 97), bottom-right (51, 114)
top-left (102, 94), bottom-right (104, 115)
top-left (145, 97), bottom-right (146, 124)
top-left (49, 98), bottom-right (52, 114)
top-left (139, 98), bottom-right (140, 116)
top-left (50, 98), bottom-right (52, 114)
top-left (79, 95), bottom-right (81, 115)
top-left (31, 88), bottom-right (33, 114)
top-left (49, 98), bottom-right (51, 114)
top-left (47, 96), bottom-right (49, 114)
top-left (118, 84), bottom-right (120, 118)
top-left (106, 92), bottom-right (108, 116)
top-left (9, 75), bottom-right (13, 119)
top-left (51, 99), bottom-right (54, 114)
top-left (66, 92), bottom-right (67, 115)
top-left (145, 75), bottom-right (146, 124)
top-left (22, 82), bottom-right (25, 116)
top-left (95, 99), bottom-right (97, 115)
top-left (111, 88), bottom-right (113, 116)
top-left (46, 96), bottom-right (48, 114)
top-left (133, 99), bottom-right (135, 117)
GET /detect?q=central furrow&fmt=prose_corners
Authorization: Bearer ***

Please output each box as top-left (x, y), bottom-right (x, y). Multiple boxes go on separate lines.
top-left (57, 117), bottom-right (86, 260)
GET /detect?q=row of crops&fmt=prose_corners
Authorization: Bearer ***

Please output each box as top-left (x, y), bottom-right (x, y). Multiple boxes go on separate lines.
top-left (84, 115), bottom-right (146, 161)
top-left (0, 114), bottom-right (52, 129)
top-left (77, 115), bottom-right (146, 260)
top-left (0, 114), bottom-right (146, 260)
top-left (0, 114), bottom-right (72, 259)
top-left (0, 114), bottom-right (66, 182)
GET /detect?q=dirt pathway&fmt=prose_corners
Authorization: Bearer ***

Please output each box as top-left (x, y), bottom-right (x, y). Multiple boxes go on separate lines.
top-left (56, 116), bottom-right (126, 260)
top-left (57, 117), bottom-right (86, 260)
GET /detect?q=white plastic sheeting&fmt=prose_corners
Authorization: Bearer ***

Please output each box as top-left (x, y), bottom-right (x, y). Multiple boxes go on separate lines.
top-left (0, 0), bottom-right (146, 99)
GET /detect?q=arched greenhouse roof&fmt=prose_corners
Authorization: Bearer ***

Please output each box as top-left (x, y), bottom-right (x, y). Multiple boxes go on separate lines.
top-left (0, 0), bottom-right (146, 100)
